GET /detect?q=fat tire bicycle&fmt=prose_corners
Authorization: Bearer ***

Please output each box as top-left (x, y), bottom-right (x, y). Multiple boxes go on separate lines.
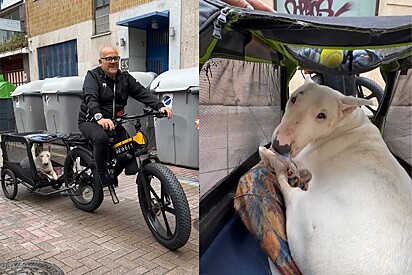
top-left (62, 108), bottom-right (191, 250)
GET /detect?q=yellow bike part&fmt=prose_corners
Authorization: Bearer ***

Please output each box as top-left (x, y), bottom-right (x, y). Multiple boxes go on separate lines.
top-left (113, 132), bottom-right (145, 149)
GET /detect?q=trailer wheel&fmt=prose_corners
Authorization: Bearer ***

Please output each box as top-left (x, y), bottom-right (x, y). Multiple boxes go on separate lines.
top-left (1, 169), bottom-right (18, 200)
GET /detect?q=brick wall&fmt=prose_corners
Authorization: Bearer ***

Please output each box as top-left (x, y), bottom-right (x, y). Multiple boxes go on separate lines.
top-left (111, 0), bottom-right (153, 13)
top-left (26, 0), bottom-right (154, 37)
top-left (27, 0), bottom-right (92, 37)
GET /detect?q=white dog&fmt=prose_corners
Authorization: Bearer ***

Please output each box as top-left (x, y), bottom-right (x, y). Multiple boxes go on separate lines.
top-left (265, 77), bottom-right (412, 274)
top-left (20, 150), bottom-right (58, 181)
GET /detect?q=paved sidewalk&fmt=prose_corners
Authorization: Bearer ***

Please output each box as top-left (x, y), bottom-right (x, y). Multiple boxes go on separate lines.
top-left (0, 153), bottom-right (199, 274)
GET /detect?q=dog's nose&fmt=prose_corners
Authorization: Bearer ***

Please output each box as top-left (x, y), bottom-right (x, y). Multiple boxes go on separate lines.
top-left (272, 138), bottom-right (291, 155)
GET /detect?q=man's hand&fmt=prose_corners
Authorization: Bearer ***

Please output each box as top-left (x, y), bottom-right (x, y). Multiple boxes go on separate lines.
top-left (159, 107), bottom-right (173, 119)
top-left (97, 118), bottom-right (115, 130)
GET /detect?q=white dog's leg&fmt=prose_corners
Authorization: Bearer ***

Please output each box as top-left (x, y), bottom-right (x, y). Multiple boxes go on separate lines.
top-left (51, 170), bottom-right (58, 180)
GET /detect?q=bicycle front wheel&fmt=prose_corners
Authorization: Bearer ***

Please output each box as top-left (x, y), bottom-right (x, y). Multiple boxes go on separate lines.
top-left (138, 162), bottom-right (191, 250)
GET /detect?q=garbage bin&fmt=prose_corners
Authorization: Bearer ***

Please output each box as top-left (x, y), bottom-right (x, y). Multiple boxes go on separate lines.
top-left (40, 76), bottom-right (84, 134)
top-left (151, 67), bottom-right (199, 168)
top-left (0, 76), bottom-right (16, 132)
top-left (124, 72), bottom-right (157, 147)
top-left (11, 80), bottom-right (47, 133)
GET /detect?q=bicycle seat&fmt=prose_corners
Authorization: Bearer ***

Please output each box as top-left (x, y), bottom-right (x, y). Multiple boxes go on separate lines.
top-left (62, 132), bottom-right (90, 144)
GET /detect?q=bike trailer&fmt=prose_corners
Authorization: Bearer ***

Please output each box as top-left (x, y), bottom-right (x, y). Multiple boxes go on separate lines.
top-left (199, 0), bottom-right (412, 273)
top-left (1, 131), bottom-right (66, 197)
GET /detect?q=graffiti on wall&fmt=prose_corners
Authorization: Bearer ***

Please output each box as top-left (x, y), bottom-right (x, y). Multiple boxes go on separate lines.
top-left (276, 0), bottom-right (377, 17)
top-left (284, 0), bottom-right (351, 16)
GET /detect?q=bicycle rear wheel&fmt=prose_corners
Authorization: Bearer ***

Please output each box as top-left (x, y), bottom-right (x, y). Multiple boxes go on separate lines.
top-left (138, 162), bottom-right (191, 250)
top-left (311, 74), bottom-right (384, 102)
top-left (355, 76), bottom-right (384, 102)
top-left (64, 148), bottom-right (103, 212)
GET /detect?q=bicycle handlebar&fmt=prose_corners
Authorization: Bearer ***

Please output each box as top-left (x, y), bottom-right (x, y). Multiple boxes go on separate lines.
top-left (114, 108), bottom-right (166, 126)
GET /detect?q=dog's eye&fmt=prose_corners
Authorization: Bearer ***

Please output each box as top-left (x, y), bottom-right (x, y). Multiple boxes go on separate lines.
top-left (290, 97), bottom-right (297, 104)
top-left (317, 112), bottom-right (327, 120)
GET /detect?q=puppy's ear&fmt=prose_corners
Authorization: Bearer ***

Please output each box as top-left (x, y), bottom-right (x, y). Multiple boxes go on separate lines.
top-left (340, 95), bottom-right (373, 117)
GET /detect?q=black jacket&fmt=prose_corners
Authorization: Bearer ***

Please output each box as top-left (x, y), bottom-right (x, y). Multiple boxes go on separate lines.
top-left (78, 67), bottom-right (164, 123)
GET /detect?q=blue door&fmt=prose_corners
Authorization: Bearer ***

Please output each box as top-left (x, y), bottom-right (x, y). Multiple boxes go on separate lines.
top-left (38, 40), bottom-right (78, 80)
top-left (146, 29), bottom-right (169, 75)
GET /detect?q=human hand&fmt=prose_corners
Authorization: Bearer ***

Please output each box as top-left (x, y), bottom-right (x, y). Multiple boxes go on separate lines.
top-left (248, 0), bottom-right (275, 11)
top-left (97, 118), bottom-right (115, 130)
top-left (222, 0), bottom-right (275, 12)
top-left (159, 107), bottom-right (173, 119)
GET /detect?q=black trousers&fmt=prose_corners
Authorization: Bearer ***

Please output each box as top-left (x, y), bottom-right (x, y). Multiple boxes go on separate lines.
top-left (78, 121), bottom-right (128, 175)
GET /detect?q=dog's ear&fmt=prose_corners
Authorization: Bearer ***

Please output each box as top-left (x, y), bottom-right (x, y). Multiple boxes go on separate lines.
top-left (303, 74), bottom-right (315, 84)
top-left (33, 144), bottom-right (43, 157)
top-left (339, 95), bottom-right (373, 117)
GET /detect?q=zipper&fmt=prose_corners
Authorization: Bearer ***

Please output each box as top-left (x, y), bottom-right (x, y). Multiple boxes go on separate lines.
top-left (199, 0), bottom-right (226, 33)
top-left (112, 83), bottom-right (116, 119)
top-left (213, 7), bottom-right (230, 39)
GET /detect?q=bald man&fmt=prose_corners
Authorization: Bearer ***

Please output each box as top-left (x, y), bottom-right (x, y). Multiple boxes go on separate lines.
top-left (78, 46), bottom-right (172, 188)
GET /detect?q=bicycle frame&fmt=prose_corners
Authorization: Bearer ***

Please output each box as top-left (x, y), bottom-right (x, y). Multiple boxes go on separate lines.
top-left (63, 109), bottom-right (166, 204)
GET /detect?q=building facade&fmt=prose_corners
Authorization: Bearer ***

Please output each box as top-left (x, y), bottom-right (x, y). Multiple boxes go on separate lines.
top-left (0, 0), bottom-right (28, 86)
top-left (25, 0), bottom-right (198, 80)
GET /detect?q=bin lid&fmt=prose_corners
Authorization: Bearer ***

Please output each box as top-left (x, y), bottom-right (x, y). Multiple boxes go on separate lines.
top-left (11, 79), bottom-right (46, 97)
top-left (150, 67), bottom-right (198, 93)
top-left (129, 71), bottom-right (157, 88)
top-left (40, 76), bottom-right (85, 95)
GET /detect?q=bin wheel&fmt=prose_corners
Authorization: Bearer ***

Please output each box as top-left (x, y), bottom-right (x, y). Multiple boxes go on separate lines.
top-left (1, 168), bottom-right (18, 200)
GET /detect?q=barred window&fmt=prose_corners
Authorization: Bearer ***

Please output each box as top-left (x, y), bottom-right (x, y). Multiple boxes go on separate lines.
top-left (95, 0), bottom-right (110, 34)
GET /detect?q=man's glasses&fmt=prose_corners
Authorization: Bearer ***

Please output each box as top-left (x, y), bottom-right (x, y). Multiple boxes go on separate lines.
top-left (100, 56), bottom-right (120, 62)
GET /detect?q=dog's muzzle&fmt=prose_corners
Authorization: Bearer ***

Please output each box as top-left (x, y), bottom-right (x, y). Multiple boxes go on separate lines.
top-left (272, 138), bottom-right (291, 155)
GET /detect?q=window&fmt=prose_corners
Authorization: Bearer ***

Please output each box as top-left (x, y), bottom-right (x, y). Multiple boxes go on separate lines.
top-left (95, 0), bottom-right (110, 34)
top-left (0, 9), bottom-right (21, 43)
top-left (38, 40), bottom-right (79, 79)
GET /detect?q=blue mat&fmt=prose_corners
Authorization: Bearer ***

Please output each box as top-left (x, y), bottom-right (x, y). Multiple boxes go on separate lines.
top-left (200, 214), bottom-right (271, 275)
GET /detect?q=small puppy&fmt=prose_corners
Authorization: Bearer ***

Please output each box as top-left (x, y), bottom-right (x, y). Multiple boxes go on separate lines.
top-left (255, 146), bottom-right (311, 191)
